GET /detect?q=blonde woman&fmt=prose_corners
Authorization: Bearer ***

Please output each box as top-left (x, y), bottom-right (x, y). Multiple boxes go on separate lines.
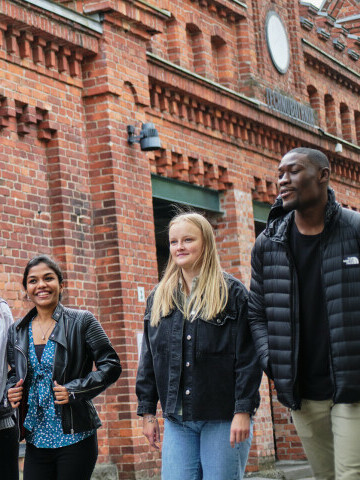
top-left (136, 212), bottom-right (261, 480)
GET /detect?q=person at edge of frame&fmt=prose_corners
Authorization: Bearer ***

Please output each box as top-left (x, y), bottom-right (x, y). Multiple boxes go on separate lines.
top-left (249, 147), bottom-right (360, 480)
top-left (0, 296), bottom-right (19, 480)
top-left (6, 255), bottom-right (121, 480)
top-left (136, 211), bottom-right (262, 480)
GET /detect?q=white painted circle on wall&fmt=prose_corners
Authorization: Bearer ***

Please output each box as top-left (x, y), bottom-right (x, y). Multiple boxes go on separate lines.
top-left (265, 11), bottom-right (290, 74)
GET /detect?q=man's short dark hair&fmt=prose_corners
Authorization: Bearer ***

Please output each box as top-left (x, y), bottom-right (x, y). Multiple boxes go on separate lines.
top-left (287, 147), bottom-right (330, 169)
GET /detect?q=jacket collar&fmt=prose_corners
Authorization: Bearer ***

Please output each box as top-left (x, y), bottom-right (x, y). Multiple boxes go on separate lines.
top-left (264, 187), bottom-right (340, 243)
top-left (16, 303), bottom-right (67, 348)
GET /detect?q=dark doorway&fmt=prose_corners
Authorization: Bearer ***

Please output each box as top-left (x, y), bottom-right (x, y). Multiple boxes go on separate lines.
top-left (153, 198), bottom-right (178, 279)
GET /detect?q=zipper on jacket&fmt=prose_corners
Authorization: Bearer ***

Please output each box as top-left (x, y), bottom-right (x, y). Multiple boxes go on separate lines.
top-left (319, 240), bottom-right (336, 402)
top-left (70, 404), bottom-right (74, 434)
top-left (70, 384), bottom-right (104, 396)
top-left (285, 245), bottom-right (301, 409)
top-left (15, 344), bottom-right (28, 381)
top-left (14, 344), bottom-right (28, 442)
top-left (51, 312), bottom-right (68, 384)
top-left (269, 231), bottom-right (301, 408)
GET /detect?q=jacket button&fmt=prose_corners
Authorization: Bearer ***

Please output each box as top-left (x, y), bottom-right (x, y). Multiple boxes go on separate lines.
top-left (186, 335), bottom-right (191, 341)
top-left (185, 389), bottom-right (190, 395)
top-left (185, 362), bottom-right (190, 367)
top-left (216, 319), bottom-right (221, 324)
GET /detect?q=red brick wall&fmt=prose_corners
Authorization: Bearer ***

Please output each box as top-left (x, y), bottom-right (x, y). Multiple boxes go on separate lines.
top-left (1, 0), bottom-right (360, 478)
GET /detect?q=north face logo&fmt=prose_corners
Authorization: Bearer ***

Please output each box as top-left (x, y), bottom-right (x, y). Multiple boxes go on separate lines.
top-left (343, 256), bottom-right (360, 266)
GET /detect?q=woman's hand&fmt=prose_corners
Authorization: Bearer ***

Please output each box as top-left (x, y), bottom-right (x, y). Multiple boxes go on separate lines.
top-left (53, 381), bottom-right (70, 405)
top-left (143, 414), bottom-right (160, 450)
top-left (230, 412), bottom-right (250, 447)
top-left (8, 378), bottom-right (24, 408)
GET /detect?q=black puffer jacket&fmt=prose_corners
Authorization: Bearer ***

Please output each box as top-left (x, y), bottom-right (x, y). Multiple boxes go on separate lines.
top-left (6, 303), bottom-right (121, 437)
top-left (249, 188), bottom-right (360, 409)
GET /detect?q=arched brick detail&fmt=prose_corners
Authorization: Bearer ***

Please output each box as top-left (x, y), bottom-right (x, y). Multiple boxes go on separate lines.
top-left (211, 34), bottom-right (232, 86)
top-left (166, 17), bottom-right (183, 66)
top-left (355, 110), bottom-right (360, 146)
top-left (186, 22), bottom-right (206, 75)
top-left (325, 94), bottom-right (337, 135)
top-left (340, 102), bottom-right (352, 142)
top-left (123, 81), bottom-right (140, 105)
top-left (307, 85), bottom-right (321, 125)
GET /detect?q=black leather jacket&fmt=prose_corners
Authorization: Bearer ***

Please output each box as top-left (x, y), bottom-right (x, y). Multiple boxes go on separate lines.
top-left (136, 274), bottom-right (261, 421)
top-left (6, 303), bottom-right (121, 437)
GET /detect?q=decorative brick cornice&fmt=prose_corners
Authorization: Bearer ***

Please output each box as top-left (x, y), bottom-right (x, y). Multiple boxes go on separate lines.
top-left (325, 14), bottom-right (336, 27)
top-left (317, 27), bottom-right (331, 41)
top-left (307, 4), bottom-right (320, 16)
top-left (300, 16), bottom-right (314, 31)
top-left (0, 0), bottom-right (100, 53)
top-left (0, 90), bottom-right (57, 141)
top-left (24, 0), bottom-right (102, 32)
top-left (149, 73), bottom-right (360, 187)
top-left (330, 155), bottom-right (360, 187)
top-left (305, 52), bottom-right (360, 93)
top-left (252, 177), bottom-right (278, 204)
top-left (149, 80), bottom-right (307, 162)
top-left (83, 0), bottom-right (167, 38)
top-left (303, 40), bottom-right (360, 92)
top-left (0, 24), bottom-right (87, 82)
top-left (189, 0), bottom-right (247, 23)
top-left (348, 48), bottom-right (359, 61)
top-left (0, 96), bottom-right (15, 128)
top-left (148, 149), bottom-right (232, 192)
top-left (333, 38), bottom-right (345, 51)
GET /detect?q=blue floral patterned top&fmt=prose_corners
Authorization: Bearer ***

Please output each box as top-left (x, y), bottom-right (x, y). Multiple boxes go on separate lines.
top-left (24, 321), bottom-right (95, 448)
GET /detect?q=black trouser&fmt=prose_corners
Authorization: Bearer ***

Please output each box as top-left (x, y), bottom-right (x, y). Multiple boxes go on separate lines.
top-left (24, 433), bottom-right (98, 480)
top-left (0, 424), bottom-right (19, 480)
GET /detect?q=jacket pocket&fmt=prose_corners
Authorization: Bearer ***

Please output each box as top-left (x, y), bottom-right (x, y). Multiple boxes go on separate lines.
top-left (196, 313), bottom-right (236, 354)
top-left (67, 399), bottom-right (101, 433)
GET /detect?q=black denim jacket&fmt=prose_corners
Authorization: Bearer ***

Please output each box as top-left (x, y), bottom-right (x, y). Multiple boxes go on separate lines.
top-left (136, 273), bottom-right (261, 421)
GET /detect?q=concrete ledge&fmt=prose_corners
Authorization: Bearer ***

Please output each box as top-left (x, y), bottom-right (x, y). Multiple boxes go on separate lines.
top-left (245, 470), bottom-right (285, 479)
top-left (276, 460), bottom-right (314, 480)
top-left (24, 0), bottom-right (103, 33)
top-left (91, 463), bottom-right (118, 480)
top-left (245, 461), bottom-right (314, 480)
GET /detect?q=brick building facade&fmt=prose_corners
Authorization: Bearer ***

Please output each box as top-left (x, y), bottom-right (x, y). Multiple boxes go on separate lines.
top-left (0, 0), bottom-right (359, 478)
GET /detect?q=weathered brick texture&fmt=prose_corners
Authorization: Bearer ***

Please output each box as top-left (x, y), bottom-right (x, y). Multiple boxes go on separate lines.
top-left (0, 0), bottom-right (359, 478)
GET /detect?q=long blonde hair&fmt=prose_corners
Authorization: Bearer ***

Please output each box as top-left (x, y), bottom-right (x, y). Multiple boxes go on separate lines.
top-left (150, 212), bottom-right (228, 327)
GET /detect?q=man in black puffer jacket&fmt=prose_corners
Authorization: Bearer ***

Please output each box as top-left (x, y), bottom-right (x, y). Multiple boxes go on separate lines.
top-left (249, 147), bottom-right (360, 480)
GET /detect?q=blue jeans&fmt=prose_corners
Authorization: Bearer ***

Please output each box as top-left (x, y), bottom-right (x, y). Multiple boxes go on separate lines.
top-left (161, 415), bottom-right (253, 480)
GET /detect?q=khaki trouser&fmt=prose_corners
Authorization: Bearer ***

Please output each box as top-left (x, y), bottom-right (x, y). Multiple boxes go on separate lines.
top-left (291, 399), bottom-right (360, 480)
